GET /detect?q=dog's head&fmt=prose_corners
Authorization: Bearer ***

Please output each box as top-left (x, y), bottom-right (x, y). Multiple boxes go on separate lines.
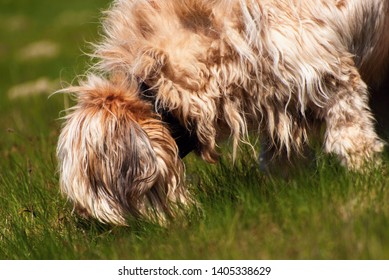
top-left (57, 74), bottom-right (189, 224)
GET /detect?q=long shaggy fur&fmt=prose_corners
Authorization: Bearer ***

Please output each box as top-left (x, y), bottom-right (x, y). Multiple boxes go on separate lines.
top-left (57, 73), bottom-right (187, 224)
top-left (58, 0), bottom-right (389, 225)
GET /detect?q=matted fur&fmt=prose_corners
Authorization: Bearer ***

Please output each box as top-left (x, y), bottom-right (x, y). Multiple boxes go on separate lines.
top-left (57, 73), bottom-right (188, 224)
top-left (58, 0), bottom-right (389, 225)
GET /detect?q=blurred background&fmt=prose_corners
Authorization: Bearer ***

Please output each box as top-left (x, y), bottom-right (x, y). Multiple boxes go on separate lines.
top-left (0, 0), bottom-right (109, 149)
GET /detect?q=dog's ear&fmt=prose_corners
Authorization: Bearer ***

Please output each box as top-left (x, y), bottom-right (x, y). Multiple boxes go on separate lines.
top-left (57, 74), bottom-right (188, 225)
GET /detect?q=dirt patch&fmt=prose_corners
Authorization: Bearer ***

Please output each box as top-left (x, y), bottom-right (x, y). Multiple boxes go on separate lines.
top-left (7, 77), bottom-right (59, 99)
top-left (17, 40), bottom-right (60, 61)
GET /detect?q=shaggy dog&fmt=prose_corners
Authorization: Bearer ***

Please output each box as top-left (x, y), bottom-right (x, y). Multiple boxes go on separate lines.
top-left (57, 0), bottom-right (389, 225)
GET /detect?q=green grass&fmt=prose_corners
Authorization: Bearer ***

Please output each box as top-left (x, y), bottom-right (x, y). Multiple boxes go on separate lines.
top-left (1, 0), bottom-right (389, 260)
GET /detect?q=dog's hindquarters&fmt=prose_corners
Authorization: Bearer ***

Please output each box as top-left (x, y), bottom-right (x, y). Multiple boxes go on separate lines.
top-left (316, 0), bottom-right (389, 168)
top-left (332, 0), bottom-right (389, 84)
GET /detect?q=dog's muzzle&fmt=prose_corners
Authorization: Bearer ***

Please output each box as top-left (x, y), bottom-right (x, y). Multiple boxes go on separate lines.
top-left (140, 82), bottom-right (199, 158)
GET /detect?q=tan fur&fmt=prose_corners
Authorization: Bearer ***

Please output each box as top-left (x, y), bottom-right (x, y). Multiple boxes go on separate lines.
top-left (57, 73), bottom-right (188, 224)
top-left (58, 0), bottom-right (389, 225)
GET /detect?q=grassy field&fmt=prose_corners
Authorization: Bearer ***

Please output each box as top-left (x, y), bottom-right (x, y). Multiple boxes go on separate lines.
top-left (1, 0), bottom-right (389, 260)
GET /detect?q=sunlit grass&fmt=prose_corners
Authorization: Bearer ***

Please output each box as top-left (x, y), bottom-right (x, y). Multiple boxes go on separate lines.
top-left (1, 0), bottom-right (389, 260)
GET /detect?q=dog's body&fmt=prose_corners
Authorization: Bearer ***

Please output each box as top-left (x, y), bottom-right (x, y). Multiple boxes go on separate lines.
top-left (57, 0), bottom-right (389, 225)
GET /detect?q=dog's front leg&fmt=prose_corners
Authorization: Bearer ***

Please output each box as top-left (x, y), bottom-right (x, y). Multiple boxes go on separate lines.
top-left (321, 65), bottom-right (384, 170)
